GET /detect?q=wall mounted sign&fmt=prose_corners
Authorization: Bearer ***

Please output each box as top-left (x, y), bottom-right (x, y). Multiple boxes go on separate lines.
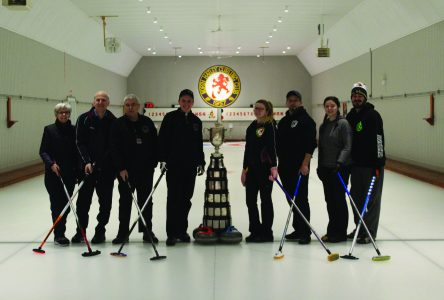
top-left (198, 65), bottom-right (241, 108)
top-left (221, 107), bottom-right (288, 121)
top-left (144, 107), bottom-right (218, 122)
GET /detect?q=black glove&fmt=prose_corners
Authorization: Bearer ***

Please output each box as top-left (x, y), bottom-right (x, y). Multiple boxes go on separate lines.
top-left (333, 162), bottom-right (344, 174)
top-left (160, 162), bottom-right (167, 171)
top-left (197, 165), bottom-right (205, 176)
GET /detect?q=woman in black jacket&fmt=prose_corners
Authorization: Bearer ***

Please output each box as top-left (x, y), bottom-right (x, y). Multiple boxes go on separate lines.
top-left (39, 103), bottom-right (78, 246)
top-left (317, 96), bottom-right (352, 242)
top-left (241, 99), bottom-right (278, 243)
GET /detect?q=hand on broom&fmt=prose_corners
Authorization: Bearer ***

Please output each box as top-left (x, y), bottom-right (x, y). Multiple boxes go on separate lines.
top-left (269, 166), bottom-right (278, 182)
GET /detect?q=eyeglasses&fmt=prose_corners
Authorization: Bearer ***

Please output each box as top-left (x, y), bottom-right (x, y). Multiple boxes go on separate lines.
top-left (124, 104), bottom-right (139, 108)
top-left (58, 111), bottom-right (70, 115)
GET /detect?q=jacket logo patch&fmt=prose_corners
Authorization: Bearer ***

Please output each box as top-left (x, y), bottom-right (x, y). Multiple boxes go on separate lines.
top-left (256, 127), bottom-right (265, 137)
top-left (356, 121), bottom-right (363, 132)
top-left (142, 125), bottom-right (149, 133)
top-left (291, 120), bottom-right (298, 128)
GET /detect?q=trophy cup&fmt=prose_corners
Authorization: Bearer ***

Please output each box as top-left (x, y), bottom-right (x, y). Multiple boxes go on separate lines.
top-left (193, 122), bottom-right (242, 243)
top-left (209, 122), bottom-right (225, 158)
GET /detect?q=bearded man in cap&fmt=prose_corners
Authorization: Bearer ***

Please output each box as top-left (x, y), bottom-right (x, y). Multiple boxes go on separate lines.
top-left (346, 82), bottom-right (386, 244)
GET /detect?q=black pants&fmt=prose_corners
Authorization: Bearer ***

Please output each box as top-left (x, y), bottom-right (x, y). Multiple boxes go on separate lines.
top-left (278, 166), bottom-right (311, 237)
top-left (245, 167), bottom-right (274, 236)
top-left (75, 169), bottom-right (115, 234)
top-left (116, 170), bottom-right (154, 237)
top-left (166, 165), bottom-right (197, 237)
top-left (350, 167), bottom-right (384, 238)
top-left (44, 172), bottom-right (75, 238)
top-left (318, 167), bottom-right (349, 239)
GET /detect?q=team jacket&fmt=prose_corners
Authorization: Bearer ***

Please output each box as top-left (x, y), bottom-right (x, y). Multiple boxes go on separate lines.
top-left (75, 107), bottom-right (116, 170)
top-left (243, 120), bottom-right (277, 171)
top-left (346, 102), bottom-right (385, 168)
top-left (39, 120), bottom-right (79, 176)
top-left (158, 108), bottom-right (205, 168)
top-left (110, 114), bottom-right (158, 173)
top-left (277, 107), bottom-right (317, 167)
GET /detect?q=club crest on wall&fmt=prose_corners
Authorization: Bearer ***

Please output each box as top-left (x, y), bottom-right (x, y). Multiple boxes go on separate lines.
top-left (198, 65), bottom-right (241, 108)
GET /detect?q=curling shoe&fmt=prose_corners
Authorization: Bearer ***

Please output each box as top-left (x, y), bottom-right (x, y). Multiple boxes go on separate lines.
top-left (298, 236), bottom-right (311, 245)
top-left (245, 234), bottom-right (263, 243)
top-left (347, 230), bottom-right (357, 240)
top-left (54, 236), bottom-right (70, 247)
top-left (357, 236), bottom-right (372, 244)
top-left (285, 231), bottom-right (302, 241)
top-left (143, 232), bottom-right (159, 244)
top-left (166, 237), bottom-right (177, 246)
top-left (91, 232), bottom-right (106, 244)
top-left (71, 232), bottom-right (84, 244)
top-left (177, 233), bottom-right (191, 243)
top-left (112, 235), bottom-right (129, 244)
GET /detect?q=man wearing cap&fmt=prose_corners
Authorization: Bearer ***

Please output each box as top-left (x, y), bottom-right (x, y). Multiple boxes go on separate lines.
top-left (158, 89), bottom-right (206, 246)
top-left (346, 82), bottom-right (385, 244)
top-left (277, 90), bottom-right (317, 245)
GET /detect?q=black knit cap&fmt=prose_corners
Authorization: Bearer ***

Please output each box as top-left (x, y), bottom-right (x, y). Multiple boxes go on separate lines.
top-left (351, 82), bottom-right (367, 100)
top-left (286, 90), bottom-right (302, 100)
top-left (179, 89), bottom-right (194, 99)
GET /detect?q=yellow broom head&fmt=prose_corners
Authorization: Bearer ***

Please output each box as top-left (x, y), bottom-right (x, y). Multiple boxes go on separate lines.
top-left (372, 255), bottom-right (391, 261)
top-left (273, 251), bottom-right (284, 260)
top-left (327, 253), bottom-right (340, 261)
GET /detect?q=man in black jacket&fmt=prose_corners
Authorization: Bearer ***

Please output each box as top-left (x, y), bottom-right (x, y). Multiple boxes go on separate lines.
top-left (346, 82), bottom-right (385, 244)
top-left (277, 90), bottom-right (317, 245)
top-left (158, 89), bottom-right (205, 246)
top-left (72, 91), bottom-right (116, 244)
top-left (110, 94), bottom-right (158, 244)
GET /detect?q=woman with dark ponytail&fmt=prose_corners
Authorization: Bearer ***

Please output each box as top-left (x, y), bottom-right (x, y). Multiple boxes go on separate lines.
top-left (241, 100), bottom-right (278, 243)
top-left (317, 96), bottom-right (352, 242)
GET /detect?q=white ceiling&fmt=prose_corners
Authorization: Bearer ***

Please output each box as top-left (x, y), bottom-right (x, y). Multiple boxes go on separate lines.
top-left (1, 0), bottom-right (444, 77)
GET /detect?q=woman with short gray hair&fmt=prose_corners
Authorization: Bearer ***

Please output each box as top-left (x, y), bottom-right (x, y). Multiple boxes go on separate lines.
top-left (39, 102), bottom-right (79, 246)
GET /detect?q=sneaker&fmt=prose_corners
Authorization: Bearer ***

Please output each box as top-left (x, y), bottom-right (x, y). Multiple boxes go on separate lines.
top-left (177, 233), bottom-right (191, 243)
top-left (54, 236), bottom-right (70, 247)
top-left (91, 232), bottom-right (106, 244)
top-left (245, 234), bottom-right (263, 243)
top-left (143, 232), bottom-right (159, 244)
top-left (166, 237), bottom-right (176, 246)
top-left (71, 232), bottom-right (84, 244)
top-left (357, 236), bottom-right (372, 244)
top-left (112, 235), bottom-right (129, 245)
top-left (285, 231), bottom-right (302, 241)
top-left (298, 236), bottom-right (311, 245)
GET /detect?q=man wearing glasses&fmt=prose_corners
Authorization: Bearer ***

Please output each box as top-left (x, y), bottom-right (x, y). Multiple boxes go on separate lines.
top-left (109, 94), bottom-right (159, 244)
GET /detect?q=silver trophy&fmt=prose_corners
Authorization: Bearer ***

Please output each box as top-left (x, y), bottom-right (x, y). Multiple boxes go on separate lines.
top-left (209, 122), bottom-right (225, 157)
